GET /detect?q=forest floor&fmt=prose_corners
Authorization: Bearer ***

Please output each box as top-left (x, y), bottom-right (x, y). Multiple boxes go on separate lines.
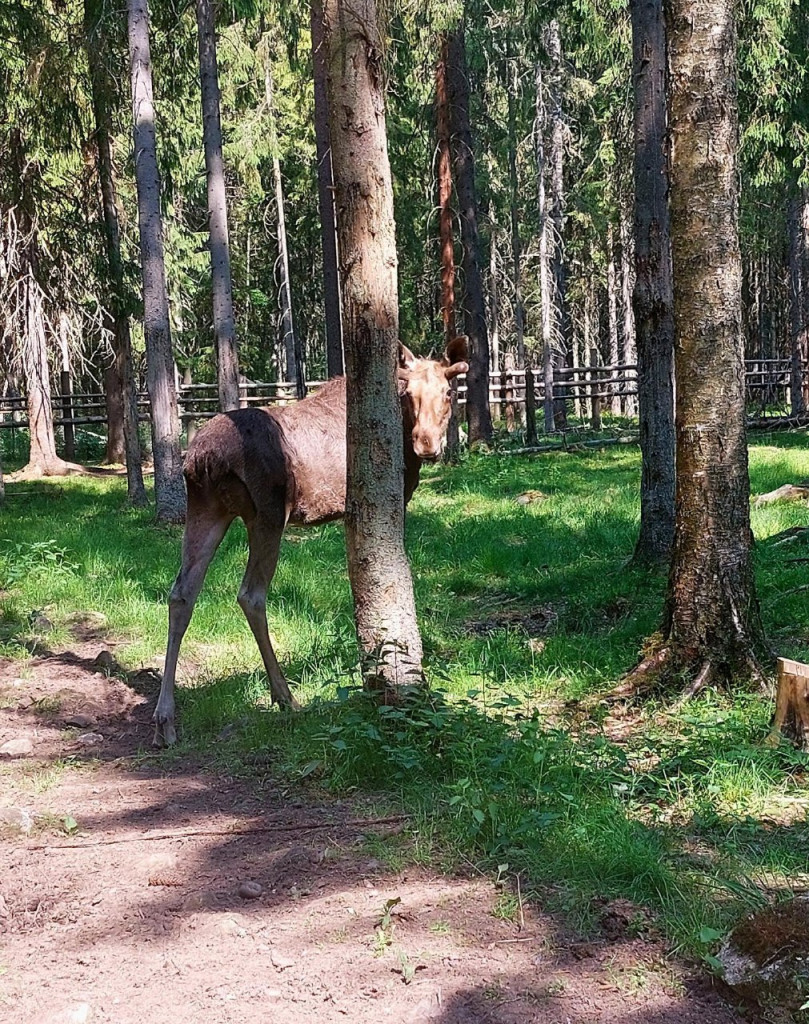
top-left (0, 642), bottom-right (753, 1024)
top-left (4, 434), bottom-right (809, 1023)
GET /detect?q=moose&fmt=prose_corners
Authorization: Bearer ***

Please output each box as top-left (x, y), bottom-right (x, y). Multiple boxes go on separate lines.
top-left (153, 337), bottom-right (469, 745)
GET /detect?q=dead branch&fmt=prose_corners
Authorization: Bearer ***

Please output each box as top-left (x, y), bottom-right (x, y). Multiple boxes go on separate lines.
top-left (24, 814), bottom-right (409, 851)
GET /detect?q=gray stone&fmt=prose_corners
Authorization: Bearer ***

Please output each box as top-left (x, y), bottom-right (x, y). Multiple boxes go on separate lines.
top-left (64, 713), bottom-right (96, 729)
top-left (0, 737), bottom-right (34, 758)
top-left (238, 880), bottom-right (263, 900)
top-left (0, 805), bottom-right (33, 832)
top-left (76, 732), bottom-right (104, 747)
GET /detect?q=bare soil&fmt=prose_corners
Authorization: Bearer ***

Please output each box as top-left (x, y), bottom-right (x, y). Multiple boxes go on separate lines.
top-left (0, 645), bottom-right (757, 1024)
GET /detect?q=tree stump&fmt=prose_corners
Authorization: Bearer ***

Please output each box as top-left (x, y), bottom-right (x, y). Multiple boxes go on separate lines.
top-left (766, 658), bottom-right (809, 751)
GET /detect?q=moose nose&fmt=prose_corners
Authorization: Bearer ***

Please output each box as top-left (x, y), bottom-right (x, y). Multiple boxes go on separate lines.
top-left (414, 435), bottom-right (441, 460)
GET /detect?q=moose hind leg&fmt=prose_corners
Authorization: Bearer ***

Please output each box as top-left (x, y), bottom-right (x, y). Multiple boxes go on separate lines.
top-left (237, 518), bottom-right (300, 709)
top-left (155, 513), bottom-right (232, 746)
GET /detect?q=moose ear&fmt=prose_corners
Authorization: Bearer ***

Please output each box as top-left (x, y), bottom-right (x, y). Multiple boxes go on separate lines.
top-left (444, 360), bottom-right (469, 380)
top-left (443, 335), bottom-right (469, 366)
top-left (399, 343), bottom-right (418, 371)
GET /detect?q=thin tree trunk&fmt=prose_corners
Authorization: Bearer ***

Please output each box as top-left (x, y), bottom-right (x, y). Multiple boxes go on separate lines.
top-left (620, 206), bottom-right (637, 415)
top-left (535, 56), bottom-right (554, 433)
top-left (489, 228), bottom-right (500, 378)
top-left (265, 51), bottom-right (304, 399)
top-left (85, 0), bottom-right (147, 504)
top-left (547, 20), bottom-right (569, 365)
top-left (436, 35), bottom-right (460, 457)
top-left (789, 190), bottom-right (809, 416)
top-left (626, 0), bottom-right (767, 694)
top-left (323, 0), bottom-right (424, 692)
top-left (629, 0), bottom-right (675, 564)
top-left (607, 225), bottom-right (620, 415)
top-left (447, 25), bottom-right (493, 446)
top-left (58, 315), bottom-right (75, 460)
top-left (127, 0), bottom-right (185, 522)
top-left (195, 0), bottom-right (240, 412)
top-left (507, 37), bottom-right (525, 368)
top-left (311, 0), bottom-right (343, 378)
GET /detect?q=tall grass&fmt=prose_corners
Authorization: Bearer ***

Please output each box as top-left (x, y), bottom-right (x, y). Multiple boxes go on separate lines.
top-left (2, 433), bottom-right (809, 954)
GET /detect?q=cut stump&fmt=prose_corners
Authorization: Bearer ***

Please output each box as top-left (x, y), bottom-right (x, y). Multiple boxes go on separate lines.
top-left (766, 657), bottom-right (809, 751)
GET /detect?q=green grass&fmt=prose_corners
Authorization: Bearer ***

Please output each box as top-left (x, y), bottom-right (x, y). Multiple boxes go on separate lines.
top-left (3, 432), bottom-right (809, 960)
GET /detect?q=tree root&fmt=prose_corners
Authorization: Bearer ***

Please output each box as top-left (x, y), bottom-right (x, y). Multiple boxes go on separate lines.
top-left (611, 647), bottom-right (673, 698)
top-left (10, 458), bottom-right (87, 481)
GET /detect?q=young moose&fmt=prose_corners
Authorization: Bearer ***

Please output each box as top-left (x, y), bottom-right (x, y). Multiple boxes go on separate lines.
top-left (153, 337), bottom-right (469, 745)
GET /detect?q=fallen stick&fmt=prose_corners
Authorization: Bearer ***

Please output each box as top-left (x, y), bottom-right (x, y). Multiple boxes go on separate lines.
top-left (24, 813), bottom-right (409, 851)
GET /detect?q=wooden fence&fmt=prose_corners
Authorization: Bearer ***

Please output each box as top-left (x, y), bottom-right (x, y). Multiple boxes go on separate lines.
top-left (0, 358), bottom-right (803, 435)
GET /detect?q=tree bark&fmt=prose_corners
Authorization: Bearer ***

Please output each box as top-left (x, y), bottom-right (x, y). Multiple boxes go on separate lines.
top-left (626, 0), bottom-right (767, 694)
top-left (310, 0), bottom-right (343, 378)
top-left (629, 0), bottom-right (675, 564)
top-left (323, 0), bottom-right (424, 692)
top-left (127, 0), bottom-right (185, 522)
top-left (620, 207), bottom-right (637, 415)
top-left (447, 25), bottom-right (493, 446)
top-left (607, 224), bottom-right (621, 414)
top-left (507, 37), bottom-right (525, 369)
top-left (195, 0), bottom-right (240, 412)
top-left (85, 0), bottom-right (147, 504)
top-left (789, 190), bottom-right (809, 416)
top-left (546, 19), bottom-right (568, 368)
top-left (436, 35), bottom-right (460, 457)
top-left (535, 55), bottom-right (554, 433)
top-left (265, 51), bottom-right (304, 398)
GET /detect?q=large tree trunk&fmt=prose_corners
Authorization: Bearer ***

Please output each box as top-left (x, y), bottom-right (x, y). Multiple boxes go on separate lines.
top-left (310, 0), bottom-right (343, 378)
top-left (625, 0), bottom-right (767, 694)
top-left (324, 0), bottom-right (424, 692)
top-left (265, 51), bottom-right (304, 399)
top-left (789, 189), bottom-right (809, 416)
top-left (629, 0), bottom-right (675, 564)
top-left (127, 0), bottom-right (185, 523)
top-left (447, 25), bottom-right (493, 446)
top-left (195, 0), bottom-right (240, 412)
top-left (85, 0), bottom-right (147, 505)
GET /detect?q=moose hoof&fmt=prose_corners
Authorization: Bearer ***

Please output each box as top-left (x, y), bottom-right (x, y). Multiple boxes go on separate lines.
top-left (152, 716), bottom-right (177, 747)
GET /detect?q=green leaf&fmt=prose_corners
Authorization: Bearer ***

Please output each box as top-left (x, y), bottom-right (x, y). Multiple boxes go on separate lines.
top-left (698, 926), bottom-right (724, 944)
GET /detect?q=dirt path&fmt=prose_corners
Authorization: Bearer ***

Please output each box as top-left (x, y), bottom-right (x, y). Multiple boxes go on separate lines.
top-left (0, 648), bottom-right (755, 1024)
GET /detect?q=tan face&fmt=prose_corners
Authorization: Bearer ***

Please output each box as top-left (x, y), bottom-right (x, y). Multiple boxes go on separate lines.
top-left (399, 337), bottom-right (469, 461)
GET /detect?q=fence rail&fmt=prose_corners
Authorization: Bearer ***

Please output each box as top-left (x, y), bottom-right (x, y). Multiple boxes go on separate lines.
top-left (0, 359), bottom-right (803, 432)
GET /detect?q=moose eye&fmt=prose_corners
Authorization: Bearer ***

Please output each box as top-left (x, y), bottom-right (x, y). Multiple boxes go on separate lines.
top-left (444, 390), bottom-right (452, 402)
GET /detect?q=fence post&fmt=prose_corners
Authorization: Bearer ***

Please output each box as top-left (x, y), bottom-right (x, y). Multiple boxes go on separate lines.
top-left (525, 365), bottom-right (538, 445)
top-left (58, 323), bottom-right (75, 459)
top-left (503, 351), bottom-right (516, 433)
top-left (589, 346), bottom-right (602, 431)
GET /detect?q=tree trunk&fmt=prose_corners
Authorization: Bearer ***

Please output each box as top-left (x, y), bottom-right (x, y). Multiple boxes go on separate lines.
top-left (626, 0), bottom-right (767, 695)
top-left (323, 0), bottom-right (424, 692)
top-left (507, 37), bottom-right (525, 369)
top-left (85, 0), bottom-right (147, 505)
top-left (535, 56), bottom-right (554, 433)
top-left (546, 19), bottom-right (568, 369)
top-left (789, 190), bottom-right (809, 416)
top-left (265, 51), bottom-right (304, 399)
top-left (629, 0), bottom-right (676, 564)
top-left (447, 25), bottom-right (493, 446)
top-left (127, 0), bottom-right (185, 523)
top-left (195, 0), bottom-right (240, 412)
top-left (489, 229), bottom-right (500, 378)
top-left (436, 35), bottom-right (460, 457)
top-left (620, 207), bottom-right (637, 415)
top-left (310, 0), bottom-right (343, 378)
top-left (607, 224), bottom-right (620, 415)
top-left (58, 315), bottom-right (76, 461)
